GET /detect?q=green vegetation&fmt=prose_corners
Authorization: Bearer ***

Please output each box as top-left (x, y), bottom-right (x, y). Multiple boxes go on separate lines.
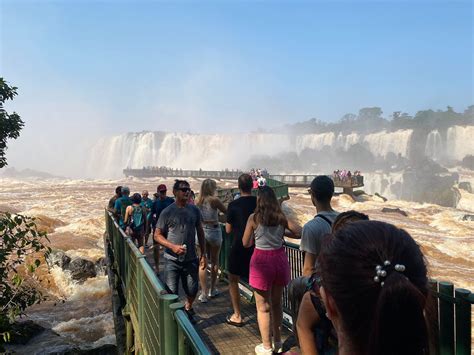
top-left (282, 105), bottom-right (474, 134)
top-left (0, 78), bottom-right (24, 168)
top-left (0, 213), bottom-right (50, 350)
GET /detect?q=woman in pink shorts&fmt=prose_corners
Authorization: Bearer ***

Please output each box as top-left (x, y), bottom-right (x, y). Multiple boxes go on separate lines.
top-left (243, 186), bottom-right (301, 354)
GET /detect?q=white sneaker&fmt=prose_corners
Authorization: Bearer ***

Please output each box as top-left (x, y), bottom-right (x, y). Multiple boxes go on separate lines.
top-left (273, 341), bottom-right (283, 353)
top-left (255, 344), bottom-right (273, 355)
top-left (208, 288), bottom-right (220, 298)
top-left (198, 293), bottom-right (208, 303)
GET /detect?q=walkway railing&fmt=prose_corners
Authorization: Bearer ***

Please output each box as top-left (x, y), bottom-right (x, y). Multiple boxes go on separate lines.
top-left (105, 210), bottom-right (211, 355)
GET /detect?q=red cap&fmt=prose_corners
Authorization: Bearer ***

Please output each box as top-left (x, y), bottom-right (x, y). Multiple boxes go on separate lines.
top-left (157, 184), bottom-right (167, 192)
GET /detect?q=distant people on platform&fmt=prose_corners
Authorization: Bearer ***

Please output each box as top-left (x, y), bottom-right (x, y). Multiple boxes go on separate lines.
top-left (151, 184), bottom-right (175, 272)
top-left (225, 173), bottom-right (257, 327)
top-left (154, 180), bottom-right (206, 318)
top-left (242, 186), bottom-right (301, 355)
top-left (333, 169), bottom-right (362, 185)
top-left (114, 186), bottom-right (132, 228)
top-left (196, 179), bottom-right (227, 303)
top-left (140, 190), bottom-right (153, 248)
top-left (107, 185), bottom-right (122, 213)
top-left (249, 168), bottom-right (267, 189)
top-left (296, 210), bottom-right (369, 354)
top-left (288, 176), bottom-right (339, 333)
top-left (317, 221), bottom-right (431, 355)
top-left (124, 193), bottom-right (147, 254)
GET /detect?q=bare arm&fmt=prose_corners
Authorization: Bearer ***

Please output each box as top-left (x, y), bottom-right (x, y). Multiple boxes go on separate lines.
top-left (196, 222), bottom-right (207, 270)
top-left (285, 218), bottom-right (302, 239)
top-left (302, 252), bottom-right (317, 277)
top-left (124, 206), bottom-right (132, 224)
top-left (225, 222), bottom-right (232, 234)
top-left (211, 197), bottom-right (227, 214)
top-left (242, 214), bottom-right (256, 248)
top-left (296, 292), bottom-right (321, 355)
top-left (153, 228), bottom-right (185, 255)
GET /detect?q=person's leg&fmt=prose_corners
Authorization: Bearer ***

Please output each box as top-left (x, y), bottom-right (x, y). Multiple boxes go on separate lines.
top-left (228, 273), bottom-right (242, 323)
top-left (198, 241), bottom-right (209, 300)
top-left (270, 283), bottom-right (284, 345)
top-left (182, 260), bottom-right (199, 311)
top-left (164, 259), bottom-right (180, 295)
top-left (209, 242), bottom-right (221, 295)
top-left (136, 230), bottom-right (145, 254)
top-left (254, 288), bottom-right (272, 350)
top-left (288, 276), bottom-right (309, 341)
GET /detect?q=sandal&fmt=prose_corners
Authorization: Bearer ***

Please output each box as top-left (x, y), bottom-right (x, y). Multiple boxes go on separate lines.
top-left (226, 315), bottom-right (244, 327)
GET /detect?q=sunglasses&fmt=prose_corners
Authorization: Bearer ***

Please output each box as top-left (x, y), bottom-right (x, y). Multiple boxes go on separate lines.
top-left (177, 187), bottom-right (191, 192)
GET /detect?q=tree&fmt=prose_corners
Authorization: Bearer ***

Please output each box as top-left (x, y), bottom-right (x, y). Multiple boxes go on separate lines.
top-left (0, 213), bottom-right (50, 349)
top-left (0, 78), bottom-right (24, 168)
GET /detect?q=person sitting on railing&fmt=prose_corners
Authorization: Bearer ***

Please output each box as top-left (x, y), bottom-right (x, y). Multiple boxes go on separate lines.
top-left (225, 173), bottom-right (257, 327)
top-left (124, 193), bottom-right (147, 254)
top-left (287, 176), bottom-right (339, 336)
top-left (154, 180), bottom-right (207, 319)
top-left (318, 221), bottom-right (430, 355)
top-left (242, 186), bottom-right (301, 355)
top-left (296, 210), bottom-right (369, 355)
top-left (114, 186), bottom-right (132, 229)
top-left (196, 179), bottom-right (227, 303)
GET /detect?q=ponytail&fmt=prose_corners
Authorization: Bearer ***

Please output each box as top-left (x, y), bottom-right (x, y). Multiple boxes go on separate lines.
top-left (368, 272), bottom-right (430, 355)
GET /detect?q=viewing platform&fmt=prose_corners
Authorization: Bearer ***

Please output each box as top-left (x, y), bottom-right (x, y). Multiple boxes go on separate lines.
top-left (122, 168), bottom-right (364, 194)
top-left (104, 177), bottom-right (472, 355)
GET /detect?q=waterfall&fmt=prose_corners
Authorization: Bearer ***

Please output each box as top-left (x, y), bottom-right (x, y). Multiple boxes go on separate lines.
top-left (446, 126), bottom-right (474, 161)
top-left (425, 130), bottom-right (443, 160)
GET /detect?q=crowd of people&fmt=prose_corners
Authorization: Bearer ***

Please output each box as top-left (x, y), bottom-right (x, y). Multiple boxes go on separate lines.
top-left (250, 168), bottom-right (268, 189)
top-left (332, 169), bottom-right (363, 185)
top-left (107, 174), bottom-right (431, 355)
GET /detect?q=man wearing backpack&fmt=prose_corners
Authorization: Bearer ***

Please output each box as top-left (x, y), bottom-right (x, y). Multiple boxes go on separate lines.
top-left (288, 175), bottom-right (339, 340)
top-left (124, 193), bottom-right (147, 254)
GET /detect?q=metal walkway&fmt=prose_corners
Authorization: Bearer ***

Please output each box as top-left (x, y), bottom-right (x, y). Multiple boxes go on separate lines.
top-left (144, 249), bottom-right (296, 355)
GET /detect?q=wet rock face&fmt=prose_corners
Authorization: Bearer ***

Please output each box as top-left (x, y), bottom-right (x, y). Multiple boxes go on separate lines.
top-left (462, 214), bottom-right (474, 221)
top-left (47, 250), bottom-right (71, 269)
top-left (381, 207), bottom-right (408, 216)
top-left (9, 320), bottom-right (46, 345)
top-left (458, 181), bottom-right (472, 193)
top-left (68, 258), bottom-right (97, 282)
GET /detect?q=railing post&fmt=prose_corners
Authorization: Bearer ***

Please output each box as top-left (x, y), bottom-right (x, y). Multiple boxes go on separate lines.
top-left (429, 279), bottom-right (440, 355)
top-left (137, 254), bottom-right (145, 353)
top-left (170, 302), bottom-right (186, 355)
top-left (439, 282), bottom-right (455, 355)
top-left (455, 289), bottom-right (471, 355)
top-left (160, 294), bottom-right (179, 355)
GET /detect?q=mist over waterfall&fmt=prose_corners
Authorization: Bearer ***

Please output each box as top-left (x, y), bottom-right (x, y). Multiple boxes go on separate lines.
top-left (87, 125), bottom-right (473, 179)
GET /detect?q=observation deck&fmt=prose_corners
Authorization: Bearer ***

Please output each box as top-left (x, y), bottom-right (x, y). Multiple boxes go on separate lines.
top-left (105, 174), bottom-right (472, 355)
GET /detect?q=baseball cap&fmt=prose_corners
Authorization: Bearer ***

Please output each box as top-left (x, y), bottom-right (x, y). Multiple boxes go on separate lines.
top-left (157, 184), bottom-right (167, 192)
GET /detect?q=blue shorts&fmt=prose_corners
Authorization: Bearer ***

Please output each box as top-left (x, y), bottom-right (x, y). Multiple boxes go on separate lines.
top-left (164, 258), bottom-right (199, 297)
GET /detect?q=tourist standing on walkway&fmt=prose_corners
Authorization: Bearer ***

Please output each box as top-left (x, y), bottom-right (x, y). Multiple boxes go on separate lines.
top-left (318, 221), bottom-right (430, 355)
top-left (196, 179), bottom-right (227, 303)
top-left (288, 176), bottom-right (339, 332)
top-left (225, 173), bottom-right (256, 327)
top-left (114, 186), bottom-right (132, 228)
top-left (140, 190), bottom-right (153, 248)
top-left (154, 180), bottom-right (206, 315)
top-left (124, 193), bottom-right (147, 254)
top-left (296, 210), bottom-right (369, 355)
top-left (107, 185), bottom-right (122, 213)
top-left (242, 186), bottom-right (301, 355)
top-left (151, 184), bottom-right (174, 272)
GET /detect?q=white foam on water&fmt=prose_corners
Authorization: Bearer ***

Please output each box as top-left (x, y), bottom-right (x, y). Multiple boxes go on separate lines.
top-left (52, 312), bottom-right (115, 343)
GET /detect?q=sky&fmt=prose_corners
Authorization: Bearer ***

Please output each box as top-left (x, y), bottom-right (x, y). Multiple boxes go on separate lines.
top-left (0, 0), bottom-right (472, 175)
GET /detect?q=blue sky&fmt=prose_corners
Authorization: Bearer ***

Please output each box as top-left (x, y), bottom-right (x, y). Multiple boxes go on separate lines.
top-left (0, 0), bottom-right (472, 174)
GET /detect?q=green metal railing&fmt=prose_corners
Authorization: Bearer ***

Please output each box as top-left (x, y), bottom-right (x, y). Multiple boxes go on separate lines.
top-left (105, 210), bottom-right (211, 355)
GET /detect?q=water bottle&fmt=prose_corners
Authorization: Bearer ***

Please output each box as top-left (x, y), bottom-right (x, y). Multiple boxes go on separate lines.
top-left (178, 244), bottom-right (187, 262)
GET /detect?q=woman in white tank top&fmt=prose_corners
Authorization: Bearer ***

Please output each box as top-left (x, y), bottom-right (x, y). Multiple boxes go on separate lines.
top-left (196, 179), bottom-right (227, 303)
